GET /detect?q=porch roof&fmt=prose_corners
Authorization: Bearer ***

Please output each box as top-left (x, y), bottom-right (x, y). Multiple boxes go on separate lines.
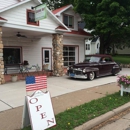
top-left (0, 17), bottom-right (7, 23)
top-left (66, 29), bottom-right (92, 37)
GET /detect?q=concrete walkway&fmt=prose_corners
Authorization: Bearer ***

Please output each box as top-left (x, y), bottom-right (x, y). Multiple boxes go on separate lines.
top-left (0, 68), bottom-right (130, 130)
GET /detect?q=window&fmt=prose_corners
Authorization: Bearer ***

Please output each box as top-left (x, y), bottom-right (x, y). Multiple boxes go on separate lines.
top-left (3, 47), bottom-right (22, 65)
top-left (27, 9), bottom-right (39, 26)
top-left (44, 50), bottom-right (49, 63)
top-left (63, 14), bottom-right (74, 28)
top-left (97, 43), bottom-right (99, 49)
top-left (63, 46), bottom-right (75, 66)
top-left (86, 44), bottom-right (90, 50)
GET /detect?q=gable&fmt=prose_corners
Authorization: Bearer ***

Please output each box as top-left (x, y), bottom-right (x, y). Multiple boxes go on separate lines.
top-left (63, 8), bottom-right (81, 22)
top-left (53, 6), bottom-right (81, 31)
top-left (0, 0), bottom-right (70, 35)
top-left (52, 5), bottom-right (72, 16)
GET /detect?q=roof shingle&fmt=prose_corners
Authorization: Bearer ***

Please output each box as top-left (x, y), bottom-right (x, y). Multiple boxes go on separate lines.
top-left (52, 5), bottom-right (71, 14)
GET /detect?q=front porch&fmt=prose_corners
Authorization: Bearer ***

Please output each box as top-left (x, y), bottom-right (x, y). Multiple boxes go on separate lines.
top-left (4, 67), bottom-right (67, 83)
top-left (4, 71), bottom-right (53, 83)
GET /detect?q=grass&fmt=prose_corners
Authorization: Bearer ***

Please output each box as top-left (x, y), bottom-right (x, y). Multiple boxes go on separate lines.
top-left (22, 91), bottom-right (130, 130)
top-left (112, 55), bottom-right (130, 64)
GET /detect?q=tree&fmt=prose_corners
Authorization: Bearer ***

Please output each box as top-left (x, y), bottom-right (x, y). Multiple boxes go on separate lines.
top-left (74, 0), bottom-right (130, 54)
top-left (42, 0), bottom-right (74, 10)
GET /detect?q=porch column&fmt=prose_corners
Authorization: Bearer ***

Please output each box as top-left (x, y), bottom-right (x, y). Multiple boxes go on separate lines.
top-left (52, 34), bottom-right (64, 76)
top-left (0, 26), bottom-right (5, 84)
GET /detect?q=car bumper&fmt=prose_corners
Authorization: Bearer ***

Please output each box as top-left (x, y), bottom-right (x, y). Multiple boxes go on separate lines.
top-left (68, 73), bottom-right (87, 79)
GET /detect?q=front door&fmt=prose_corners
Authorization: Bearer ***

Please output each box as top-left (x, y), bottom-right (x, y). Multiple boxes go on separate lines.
top-left (42, 48), bottom-right (52, 70)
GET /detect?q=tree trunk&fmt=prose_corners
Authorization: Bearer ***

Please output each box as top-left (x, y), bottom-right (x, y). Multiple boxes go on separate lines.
top-left (112, 43), bottom-right (115, 55)
top-left (99, 36), bottom-right (105, 54)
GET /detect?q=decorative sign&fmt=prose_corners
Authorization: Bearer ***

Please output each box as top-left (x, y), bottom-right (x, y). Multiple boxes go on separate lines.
top-left (22, 90), bottom-right (56, 130)
top-left (35, 4), bottom-right (47, 21)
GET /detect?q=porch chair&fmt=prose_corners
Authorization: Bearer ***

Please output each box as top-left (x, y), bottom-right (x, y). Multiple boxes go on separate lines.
top-left (42, 64), bottom-right (49, 76)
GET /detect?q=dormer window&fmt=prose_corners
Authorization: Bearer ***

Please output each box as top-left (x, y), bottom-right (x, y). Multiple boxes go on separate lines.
top-left (63, 14), bottom-right (74, 28)
top-left (26, 9), bottom-right (39, 26)
top-left (86, 44), bottom-right (90, 50)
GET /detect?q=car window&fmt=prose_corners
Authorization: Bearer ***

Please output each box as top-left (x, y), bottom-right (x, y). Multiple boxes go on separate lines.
top-left (84, 56), bottom-right (100, 62)
top-left (84, 56), bottom-right (91, 62)
top-left (90, 56), bottom-right (100, 62)
top-left (105, 57), bottom-right (112, 62)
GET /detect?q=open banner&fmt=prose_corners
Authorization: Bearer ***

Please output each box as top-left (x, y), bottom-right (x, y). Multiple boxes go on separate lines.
top-left (22, 90), bottom-right (56, 130)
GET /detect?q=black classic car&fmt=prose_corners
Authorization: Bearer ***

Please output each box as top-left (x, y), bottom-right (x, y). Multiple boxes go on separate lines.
top-left (66, 54), bottom-right (121, 80)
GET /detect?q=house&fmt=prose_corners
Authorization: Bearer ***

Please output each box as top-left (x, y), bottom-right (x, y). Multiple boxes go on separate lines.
top-left (85, 36), bottom-right (130, 55)
top-left (115, 48), bottom-right (130, 55)
top-left (85, 37), bottom-right (100, 56)
top-left (0, 0), bottom-right (92, 84)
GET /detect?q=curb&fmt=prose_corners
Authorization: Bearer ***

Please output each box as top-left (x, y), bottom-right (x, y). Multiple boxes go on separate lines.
top-left (74, 102), bottom-right (130, 130)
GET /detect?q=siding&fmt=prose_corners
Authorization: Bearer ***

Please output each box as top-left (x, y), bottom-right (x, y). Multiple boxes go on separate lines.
top-left (0, 0), bottom-right (18, 10)
top-left (1, 1), bottom-right (59, 32)
top-left (3, 34), bottom-right (52, 69)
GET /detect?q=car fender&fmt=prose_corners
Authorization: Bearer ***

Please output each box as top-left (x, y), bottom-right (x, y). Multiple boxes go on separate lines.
top-left (85, 67), bottom-right (99, 77)
top-left (112, 64), bottom-right (121, 74)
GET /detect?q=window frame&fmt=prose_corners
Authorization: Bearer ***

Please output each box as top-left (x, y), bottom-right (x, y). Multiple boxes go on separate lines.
top-left (86, 44), bottom-right (90, 50)
top-left (26, 9), bottom-right (39, 26)
top-left (63, 14), bottom-right (74, 28)
top-left (63, 45), bottom-right (79, 66)
top-left (3, 46), bottom-right (22, 65)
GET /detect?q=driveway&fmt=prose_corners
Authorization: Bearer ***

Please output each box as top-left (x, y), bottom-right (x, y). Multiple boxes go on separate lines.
top-left (0, 68), bottom-right (130, 112)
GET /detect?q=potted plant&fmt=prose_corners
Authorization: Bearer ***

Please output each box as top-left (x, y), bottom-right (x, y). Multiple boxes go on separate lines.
top-left (11, 74), bottom-right (18, 82)
top-left (117, 75), bottom-right (130, 96)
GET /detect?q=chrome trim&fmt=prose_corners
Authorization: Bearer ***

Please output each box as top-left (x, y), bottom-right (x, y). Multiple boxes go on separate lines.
top-left (69, 73), bottom-right (87, 79)
top-left (73, 68), bottom-right (82, 71)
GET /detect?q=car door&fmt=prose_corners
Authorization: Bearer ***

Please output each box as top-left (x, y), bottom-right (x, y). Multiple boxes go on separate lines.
top-left (98, 57), bottom-right (114, 75)
top-left (105, 57), bottom-right (115, 73)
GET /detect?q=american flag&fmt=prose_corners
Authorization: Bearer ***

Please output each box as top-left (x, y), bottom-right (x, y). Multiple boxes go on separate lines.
top-left (25, 76), bottom-right (47, 92)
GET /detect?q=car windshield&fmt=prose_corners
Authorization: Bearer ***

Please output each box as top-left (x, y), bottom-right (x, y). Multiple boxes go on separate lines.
top-left (84, 56), bottom-right (100, 62)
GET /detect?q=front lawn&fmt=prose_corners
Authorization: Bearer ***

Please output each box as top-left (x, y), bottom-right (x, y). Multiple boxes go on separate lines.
top-left (22, 91), bottom-right (130, 130)
top-left (112, 55), bottom-right (130, 64)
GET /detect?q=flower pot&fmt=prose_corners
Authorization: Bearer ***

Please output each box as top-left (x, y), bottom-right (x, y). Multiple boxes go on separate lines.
top-left (11, 76), bottom-right (18, 82)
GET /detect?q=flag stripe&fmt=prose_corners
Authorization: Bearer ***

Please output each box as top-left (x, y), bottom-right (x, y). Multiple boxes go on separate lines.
top-left (26, 75), bottom-right (47, 92)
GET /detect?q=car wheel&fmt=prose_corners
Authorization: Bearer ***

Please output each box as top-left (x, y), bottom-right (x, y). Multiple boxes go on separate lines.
top-left (88, 72), bottom-right (95, 80)
top-left (112, 69), bottom-right (118, 76)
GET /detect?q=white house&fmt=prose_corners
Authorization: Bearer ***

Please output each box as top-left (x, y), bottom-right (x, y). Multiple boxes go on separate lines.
top-left (85, 36), bottom-right (130, 55)
top-left (0, 0), bottom-right (92, 84)
top-left (85, 37), bottom-right (100, 55)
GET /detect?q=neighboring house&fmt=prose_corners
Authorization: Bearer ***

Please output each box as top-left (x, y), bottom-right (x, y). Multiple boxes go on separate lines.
top-left (115, 48), bottom-right (130, 55)
top-left (85, 37), bottom-right (100, 55)
top-left (85, 36), bottom-right (130, 55)
top-left (0, 0), bottom-right (92, 84)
